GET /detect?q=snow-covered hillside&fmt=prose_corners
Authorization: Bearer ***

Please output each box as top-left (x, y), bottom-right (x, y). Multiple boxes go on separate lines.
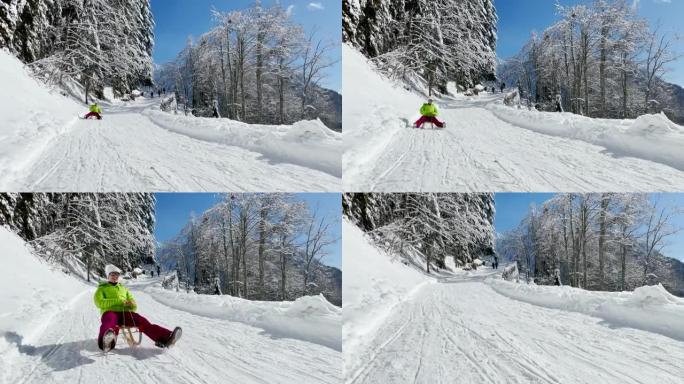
top-left (0, 51), bottom-right (341, 192)
top-left (342, 220), bottom-right (430, 378)
top-left (343, 44), bottom-right (684, 192)
top-left (343, 220), bottom-right (684, 384)
top-left (0, 227), bottom-right (341, 384)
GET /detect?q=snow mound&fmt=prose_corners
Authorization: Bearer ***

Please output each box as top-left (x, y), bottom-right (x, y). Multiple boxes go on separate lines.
top-left (488, 279), bottom-right (684, 342)
top-left (0, 227), bottom-right (87, 365)
top-left (144, 285), bottom-right (341, 351)
top-left (489, 103), bottom-right (684, 172)
top-left (0, 49), bottom-right (81, 188)
top-left (624, 284), bottom-right (680, 306)
top-left (343, 220), bottom-right (431, 377)
top-left (628, 112), bottom-right (683, 135)
top-left (143, 110), bottom-right (341, 177)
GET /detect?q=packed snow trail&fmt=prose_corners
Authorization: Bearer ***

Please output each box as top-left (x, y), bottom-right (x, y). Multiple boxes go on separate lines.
top-left (5, 98), bottom-right (339, 192)
top-left (347, 270), bottom-right (684, 384)
top-left (346, 96), bottom-right (684, 191)
top-left (2, 278), bottom-right (341, 384)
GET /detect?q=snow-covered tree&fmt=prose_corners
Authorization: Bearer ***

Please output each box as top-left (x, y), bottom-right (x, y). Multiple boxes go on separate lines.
top-left (499, 0), bottom-right (681, 120)
top-left (154, 2), bottom-right (340, 128)
top-left (2, 0), bottom-right (155, 102)
top-left (155, 193), bottom-right (341, 304)
top-left (0, 193), bottom-right (155, 280)
top-left (497, 193), bottom-right (684, 295)
top-left (344, 0), bottom-right (498, 95)
top-left (343, 193), bottom-right (495, 273)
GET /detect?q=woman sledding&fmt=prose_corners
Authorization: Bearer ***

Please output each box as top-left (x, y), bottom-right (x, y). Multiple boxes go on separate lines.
top-left (94, 264), bottom-right (182, 352)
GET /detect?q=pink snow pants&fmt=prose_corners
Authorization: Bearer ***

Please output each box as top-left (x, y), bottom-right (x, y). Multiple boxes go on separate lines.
top-left (97, 311), bottom-right (171, 350)
top-left (414, 115), bottom-right (444, 128)
top-left (85, 112), bottom-right (102, 120)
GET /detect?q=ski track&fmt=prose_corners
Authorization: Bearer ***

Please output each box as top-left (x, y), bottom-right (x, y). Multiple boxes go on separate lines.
top-left (345, 94), bottom-right (684, 192)
top-left (7, 99), bottom-right (339, 192)
top-left (3, 279), bottom-right (341, 384)
top-left (348, 272), bottom-right (684, 384)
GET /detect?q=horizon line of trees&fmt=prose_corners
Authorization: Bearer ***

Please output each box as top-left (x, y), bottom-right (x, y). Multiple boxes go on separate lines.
top-left (155, 1), bottom-right (338, 124)
top-left (497, 193), bottom-right (684, 296)
top-left (501, 0), bottom-right (681, 118)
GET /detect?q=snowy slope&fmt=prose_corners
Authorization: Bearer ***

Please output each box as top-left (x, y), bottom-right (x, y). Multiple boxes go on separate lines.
top-left (344, 222), bottom-right (684, 384)
top-left (342, 220), bottom-right (430, 377)
top-left (0, 227), bottom-right (341, 384)
top-left (0, 50), bottom-right (341, 192)
top-left (0, 49), bottom-right (81, 187)
top-left (343, 44), bottom-right (684, 192)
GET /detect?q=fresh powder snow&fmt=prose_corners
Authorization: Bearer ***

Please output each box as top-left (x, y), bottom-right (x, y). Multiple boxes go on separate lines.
top-left (343, 44), bottom-right (684, 192)
top-left (0, 227), bottom-right (341, 384)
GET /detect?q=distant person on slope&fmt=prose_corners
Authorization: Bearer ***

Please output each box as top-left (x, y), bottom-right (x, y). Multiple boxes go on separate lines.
top-left (555, 94), bottom-right (564, 112)
top-left (94, 264), bottom-right (181, 352)
top-left (85, 102), bottom-right (102, 120)
top-left (500, 82), bottom-right (505, 93)
top-left (414, 98), bottom-right (445, 128)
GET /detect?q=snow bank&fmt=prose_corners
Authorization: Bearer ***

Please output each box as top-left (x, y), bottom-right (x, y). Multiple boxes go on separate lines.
top-left (144, 286), bottom-right (341, 351)
top-left (0, 50), bottom-right (81, 188)
top-left (489, 279), bottom-right (684, 342)
top-left (343, 220), bottom-right (431, 376)
top-left (0, 227), bottom-right (88, 367)
top-left (342, 44), bottom-right (425, 185)
top-left (490, 103), bottom-right (684, 171)
top-left (143, 110), bottom-right (341, 177)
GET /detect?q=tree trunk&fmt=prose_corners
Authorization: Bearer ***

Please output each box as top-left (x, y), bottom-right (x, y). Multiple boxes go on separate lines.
top-left (257, 206), bottom-right (267, 300)
top-left (599, 24), bottom-right (609, 117)
top-left (598, 195), bottom-right (608, 290)
top-left (620, 240), bottom-right (627, 291)
top-left (256, 28), bottom-right (265, 123)
top-left (621, 51), bottom-right (629, 118)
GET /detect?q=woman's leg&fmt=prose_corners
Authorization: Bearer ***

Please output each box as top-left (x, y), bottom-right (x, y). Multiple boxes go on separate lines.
top-left (122, 312), bottom-right (172, 343)
top-left (429, 116), bottom-right (444, 128)
top-left (98, 312), bottom-right (119, 350)
top-left (414, 116), bottom-right (428, 128)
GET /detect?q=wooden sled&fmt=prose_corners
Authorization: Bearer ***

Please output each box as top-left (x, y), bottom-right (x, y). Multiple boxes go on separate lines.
top-left (117, 326), bottom-right (142, 347)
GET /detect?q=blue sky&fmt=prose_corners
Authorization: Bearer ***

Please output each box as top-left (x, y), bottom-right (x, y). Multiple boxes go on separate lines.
top-left (150, 0), bottom-right (341, 91)
top-left (494, 193), bottom-right (684, 262)
top-left (154, 193), bottom-right (341, 269)
top-left (495, 0), bottom-right (684, 86)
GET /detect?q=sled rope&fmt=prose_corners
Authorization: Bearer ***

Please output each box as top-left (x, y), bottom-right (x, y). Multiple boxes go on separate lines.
top-left (121, 301), bottom-right (141, 347)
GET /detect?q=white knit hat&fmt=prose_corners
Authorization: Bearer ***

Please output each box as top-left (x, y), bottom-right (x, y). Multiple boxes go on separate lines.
top-left (105, 264), bottom-right (122, 276)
